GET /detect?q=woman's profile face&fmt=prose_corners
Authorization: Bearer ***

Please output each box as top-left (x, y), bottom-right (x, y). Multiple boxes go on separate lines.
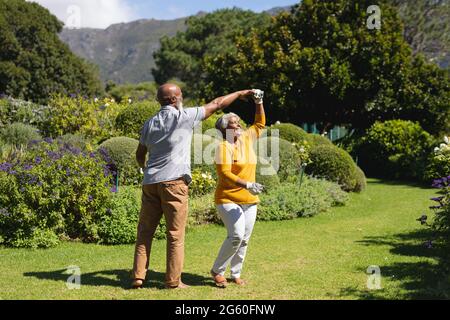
top-left (226, 116), bottom-right (241, 130)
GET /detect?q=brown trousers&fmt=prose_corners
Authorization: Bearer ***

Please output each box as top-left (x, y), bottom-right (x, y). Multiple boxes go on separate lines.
top-left (132, 178), bottom-right (188, 287)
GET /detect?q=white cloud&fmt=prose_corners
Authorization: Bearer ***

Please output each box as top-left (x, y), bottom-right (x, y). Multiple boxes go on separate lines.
top-left (27, 0), bottom-right (137, 29)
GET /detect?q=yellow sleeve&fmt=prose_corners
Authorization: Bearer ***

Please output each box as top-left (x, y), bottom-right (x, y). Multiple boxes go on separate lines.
top-left (215, 143), bottom-right (240, 184)
top-left (246, 112), bottom-right (266, 141)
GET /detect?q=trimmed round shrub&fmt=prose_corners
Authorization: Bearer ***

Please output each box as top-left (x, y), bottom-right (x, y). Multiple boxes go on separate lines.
top-left (306, 134), bottom-right (333, 147)
top-left (268, 123), bottom-right (308, 144)
top-left (354, 120), bottom-right (434, 180)
top-left (256, 158), bottom-right (280, 191)
top-left (306, 144), bottom-right (361, 192)
top-left (257, 136), bottom-right (302, 181)
top-left (0, 139), bottom-right (114, 248)
top-left (0, 123), bottom-right (41, 148)
top-left (354, 166), bottom-right (367, 192)
top-left (99, 137), bottom-right (141, 186)
top-left (115, 101), bottom-right (160, 139)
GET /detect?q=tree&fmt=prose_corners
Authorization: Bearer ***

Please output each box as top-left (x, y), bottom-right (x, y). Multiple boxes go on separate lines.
top-left (0, 0), bottom-right (103, 103)
top-left (202, 0), bottom-right (449, 135)
top-left (152, 8), bottom-right (271, 98)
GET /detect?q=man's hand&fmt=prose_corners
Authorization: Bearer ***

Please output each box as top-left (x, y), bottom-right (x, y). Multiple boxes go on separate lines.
top-left (246, 182), bottom-right (265, 195)
top-left (203, 89), bottom-right (254, 119)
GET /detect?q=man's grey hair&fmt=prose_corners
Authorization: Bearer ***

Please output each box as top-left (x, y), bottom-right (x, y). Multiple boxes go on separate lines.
top-left (215, 112), bottom-right (240, 131)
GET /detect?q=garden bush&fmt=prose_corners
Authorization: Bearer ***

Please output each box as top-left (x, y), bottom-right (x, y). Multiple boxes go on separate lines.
top-left (306, 144), bottom-right (362, 192)
top-left (190, 168), bottom-right (216, 197)
top-left (424, 136), bottom-right (450, 183)
top-left (430, 176), bottom-right (450, 244)
top-left (354, 120), bottom-right (434, 180)
top-left (258, 177), bottom-right (348, 221)
top-left (0, 123), bottom-right (41, 149)
top-left (306, 134), bottom-right (333, 147)
top-left (99, 137), bottom-right (141, 186)
top-left (0, 139), bottom-right (114, 248)
top-left (57, 134), bottom-right (92, 152)
top-left (256, 159), bottom-right (281, 191)
top-left (188, 192), bottom-right (220, 226)
top-left (0, 96), bottom-right (50, 130)
top-left (115, 101), bottom-right (160, 139)
top-left (191, 133), bottom-right (219, 179)
top-left (42, 95), bottom-right (125, 143)
top-left (257, 136), bottom-right (308, 182)
top-left (268, 123), bottom-right (308, 144)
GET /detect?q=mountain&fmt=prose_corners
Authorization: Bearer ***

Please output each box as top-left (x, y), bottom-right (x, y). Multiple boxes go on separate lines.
top-left (59, 18), bottom-right (187, 84)
top-left (59, 2), bottom-right (448, 84)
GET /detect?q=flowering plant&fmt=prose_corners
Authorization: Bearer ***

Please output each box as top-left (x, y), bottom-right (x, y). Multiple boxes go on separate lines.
top-left (190, 168), bottom-right (216, 197)
top-left (424, 136), bottom-right (450, 182)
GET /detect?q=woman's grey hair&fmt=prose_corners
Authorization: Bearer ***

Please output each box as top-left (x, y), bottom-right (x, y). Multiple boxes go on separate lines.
top-left (215, 113), bottom-right (240, 139)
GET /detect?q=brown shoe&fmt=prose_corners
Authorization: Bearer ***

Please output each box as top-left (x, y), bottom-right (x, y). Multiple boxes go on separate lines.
top-left (232, 278), bottom-right (246, 286)
top-left (165, 282), bottom-right (190, 289)
top-left (210, 270), bottom-right (227, 288)
top-left (131, 279), bottom-right (144, 289)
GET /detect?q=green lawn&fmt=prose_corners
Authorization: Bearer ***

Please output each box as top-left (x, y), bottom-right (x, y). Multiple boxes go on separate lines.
top-left (0, 178), bottom-right (448, 300)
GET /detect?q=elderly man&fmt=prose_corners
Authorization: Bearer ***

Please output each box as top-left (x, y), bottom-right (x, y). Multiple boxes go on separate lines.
top-left (132, 83), bottom-right (254, 289)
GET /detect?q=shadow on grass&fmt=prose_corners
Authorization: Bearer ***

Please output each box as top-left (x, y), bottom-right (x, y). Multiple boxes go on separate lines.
top-left (340, 229), bottom-right (450, 299)
top-left (23, 269), bottom-right (214, 290)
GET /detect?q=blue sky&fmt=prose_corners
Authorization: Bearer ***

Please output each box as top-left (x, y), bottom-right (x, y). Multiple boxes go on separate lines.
top-left (30, 0), bottom-right (298, 29)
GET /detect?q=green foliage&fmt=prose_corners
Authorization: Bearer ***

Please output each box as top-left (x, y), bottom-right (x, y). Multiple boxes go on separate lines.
top-left (98, 186), bottom-right (139, 245)
top-left (203, 0), bottom-right (449, 135)
top-left (115, 101), bottom-right (160, 139)
top-left (190, 168), bottom-right (216, 197)
top-left (354, 166), bottom-right (368, 192)
top-left (268, 123), bottom-right (308, 144)
top-left (306, 144), bottom-right (362, 192)
top-left (153, 8), bottom-right (271, 97)
top-left (424, 136), bottom-right (450, 182)
top-left (257, 136), bottom-right (308, 181)
top-left (429, 177), bottom-right (450, 245)
top-left (188, 192), bottom-right (220, 226)
top-left (0, 122), bottom-right (41, 148)
top-left (106, 82), bottom-right (158, 103)
top-left (256, 160), bottom-right (281, 191)
top-left (306, 134), bottom-right (333, 147)
top-left (258, 177), bottom-right (349, 221)
top-left (191, 134), bottom-right (219, 179)
top-left (355, 120), bottom-right (434, 180)
top-left (99, 137), bottom-right (141, 186)
top-left (0, 140), bottom-right (113, 248)
top-left (0, 0), bottom-right (103, 103)
top-left (56, 134), bottom-right (92, 152)
top-left (0, 96), bottom-right (50, 129)
top-left (43, 95), bottom-right (125, 143)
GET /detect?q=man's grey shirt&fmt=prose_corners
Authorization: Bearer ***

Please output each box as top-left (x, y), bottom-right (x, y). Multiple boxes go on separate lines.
top-left (139, 105), bottom-right (205, 185)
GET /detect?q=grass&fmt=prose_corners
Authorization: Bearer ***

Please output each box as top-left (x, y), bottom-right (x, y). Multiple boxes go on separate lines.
top-left (0, 178), bottom-right (448, 300)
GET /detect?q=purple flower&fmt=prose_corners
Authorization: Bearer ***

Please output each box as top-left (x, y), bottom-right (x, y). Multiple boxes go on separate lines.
top-left (429, 205), bottom-right (442, 210)
top-left (110, 186), bottom-right (117, 193)
top-left (0, 162), bottom-right (13, 172)
top-left (44, 137), bottom-right (54, 144)
top-left (66, 168), bottom-right (71, 176)
top-left (88, 195), bottom-right (93, 202)
top-left (23, 164), bottom-right (33, 171)
top-left (430, 196), bottom-right (444, 203)
top-left (34, 157), bottom-right (42, 164)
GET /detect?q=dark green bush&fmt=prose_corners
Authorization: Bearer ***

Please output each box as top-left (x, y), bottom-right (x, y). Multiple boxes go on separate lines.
top-left (99, 137), bottom-right (141, 186)
top-left (257, 136), bottom-right (303, 181)
top-left (306, 134), bottom-right (333, 147)
top-left (354, 166), bottom-right (367, 192)
top-left (306, 144), bottom-right (362, 192)
top-left (354, 120), bottom-right (434, 180)
top-left (0, 140), bottom-right (114, 248)
top-left (115, 101), bottom-right (160, 139)
top-left (268, 123), bottom-right (308, 144)
top-left (0, 123), bottom-right (41, 148)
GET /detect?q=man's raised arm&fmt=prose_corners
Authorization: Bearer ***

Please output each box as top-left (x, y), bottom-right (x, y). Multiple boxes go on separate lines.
top-left (203, 90), bottom-right (253, 120)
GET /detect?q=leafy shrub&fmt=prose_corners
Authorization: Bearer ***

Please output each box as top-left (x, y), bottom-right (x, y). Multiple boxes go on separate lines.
top-left (0, 139), bottom-right (114, 248)
top-left (107, 81), bottom-right (158, 103)
top-left (306, 144), bottom-right (362, 192)
top-left (99, 137), bottom-right (141, 186)
top-left (268, 123), bottom-right (308, 144)
top-left (430, 176), bottom-right (450, 243)
top-left (354, 166), bottom-right (367, 192)
top-left (306, 134), bottom-right (333, 147)
top-left (98, 186), bottom-right (152, 244)
top-left (42, 95), bottom-right (125, 143)
top-left (424, 136), bottom-right (450, 182)
top-left (258, 177), bottom-right (348, 221)
top-left (190, 168), bottom-right (216, 197)
top-left (57, 134), bottom-right (92, 152)
top-left (115, 101), bottom-right (160, 139)
top-left (354, 120), bottom-right (434, 180)
top-left (0, 123), bottom-right (41, 149)
top-left (0, 96), bottom-right (50, 130)
top-left (188, 192), bottom-right (220, 226)
top-left (256, 159), bottom-right (280, 191)
top-left (257, 136), bottom-right (308, 181)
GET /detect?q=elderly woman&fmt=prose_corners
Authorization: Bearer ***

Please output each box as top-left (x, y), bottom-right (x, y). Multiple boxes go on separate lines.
top-left (210, 89), bottom-right (265, 287)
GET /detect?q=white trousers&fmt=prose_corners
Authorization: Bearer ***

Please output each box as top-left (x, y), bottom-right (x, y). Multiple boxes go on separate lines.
top-left (212, 203), bottom-right (257, 279)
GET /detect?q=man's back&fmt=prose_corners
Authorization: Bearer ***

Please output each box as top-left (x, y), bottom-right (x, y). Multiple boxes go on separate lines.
top-left (139, 105), bottom-right (205, 185)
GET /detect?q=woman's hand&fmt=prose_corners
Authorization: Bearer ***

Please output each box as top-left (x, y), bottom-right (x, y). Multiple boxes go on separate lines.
top-left (246, 182), bottom-right (265, 195)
